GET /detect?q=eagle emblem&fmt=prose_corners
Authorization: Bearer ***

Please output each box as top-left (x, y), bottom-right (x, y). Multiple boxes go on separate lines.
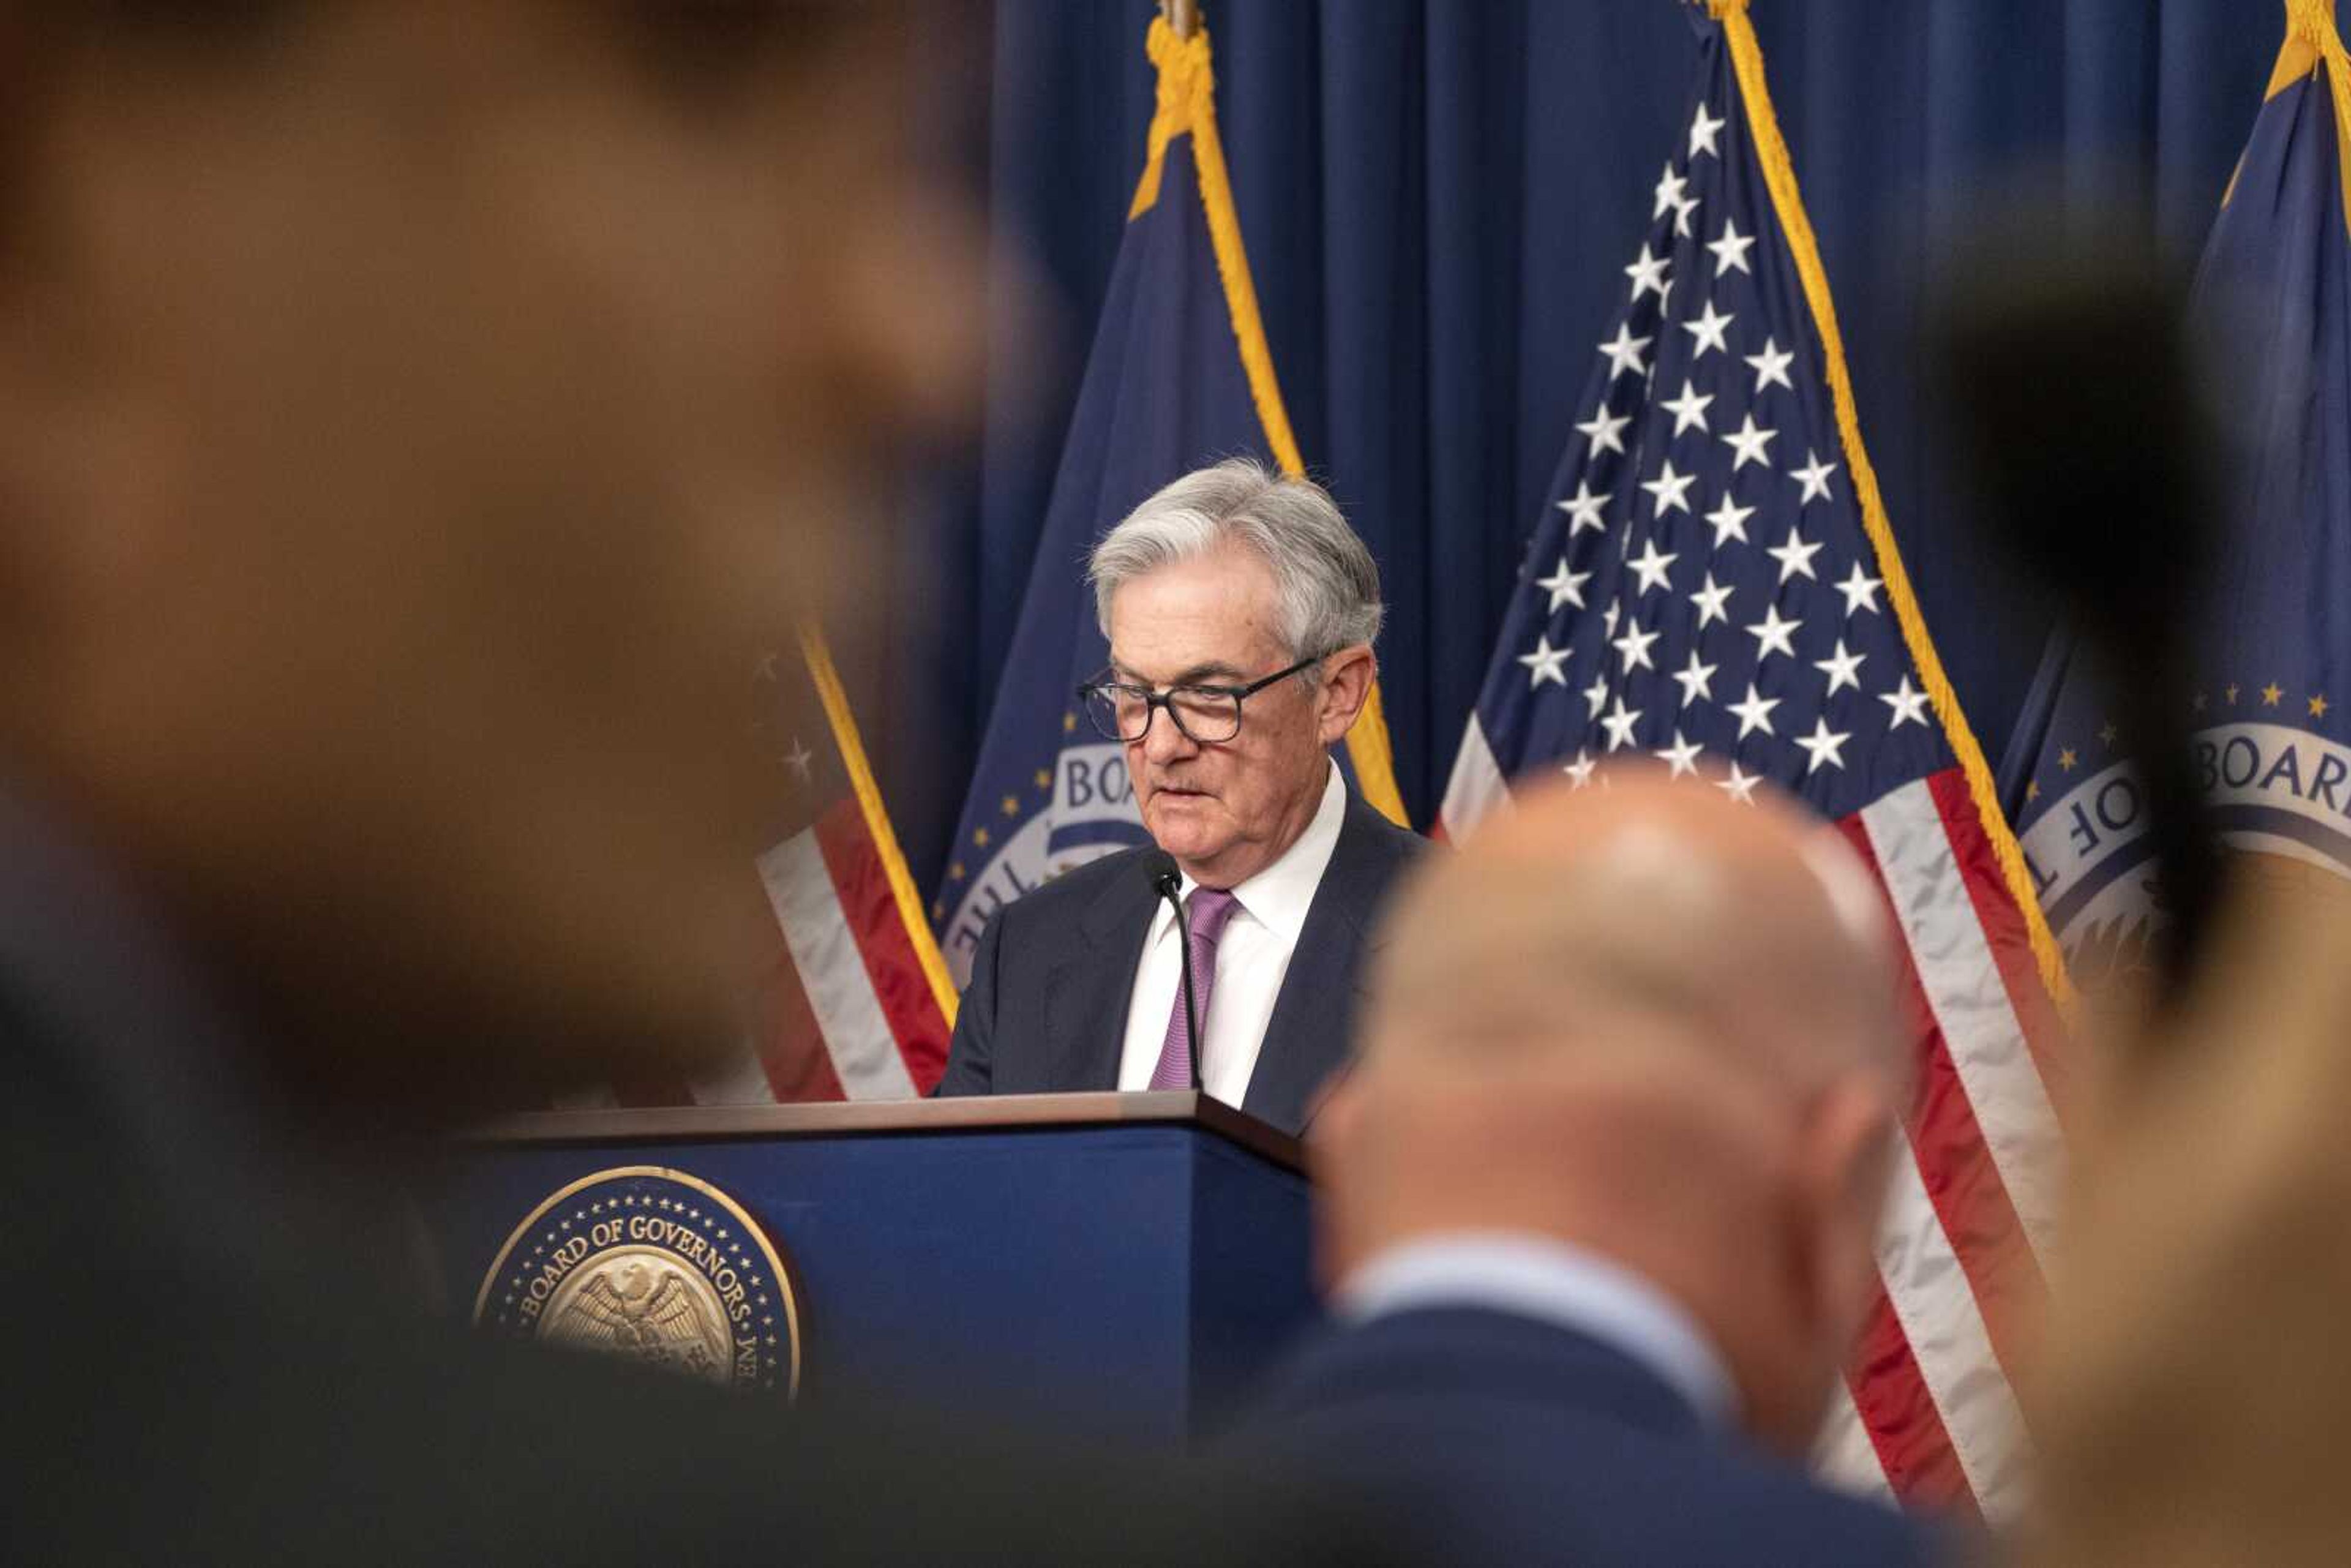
top-left (474, 1166), bottom-right (800, 1397)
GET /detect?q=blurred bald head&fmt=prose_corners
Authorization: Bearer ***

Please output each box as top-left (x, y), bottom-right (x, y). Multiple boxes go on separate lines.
top-left (1319, 768), bottom-right (1903, 1454)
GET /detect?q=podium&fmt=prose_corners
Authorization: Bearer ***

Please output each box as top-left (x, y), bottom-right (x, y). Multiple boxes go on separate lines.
top-left (418, 1092), bottom-right (1318, 1442)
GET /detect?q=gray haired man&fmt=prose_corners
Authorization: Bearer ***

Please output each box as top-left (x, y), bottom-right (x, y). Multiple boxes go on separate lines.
top-left (934, 459), bottom-right (1424, 1135)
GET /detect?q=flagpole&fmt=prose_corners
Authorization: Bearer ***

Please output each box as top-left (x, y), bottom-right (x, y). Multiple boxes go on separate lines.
top-left (1160, 0), bottom-right (1201, 42)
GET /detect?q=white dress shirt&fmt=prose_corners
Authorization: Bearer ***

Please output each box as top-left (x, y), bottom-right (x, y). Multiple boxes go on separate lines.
top-left (1333, 1230), bottom-right (1740, 1435)
top-left (1117, 761), bottom-right (1346, 1107)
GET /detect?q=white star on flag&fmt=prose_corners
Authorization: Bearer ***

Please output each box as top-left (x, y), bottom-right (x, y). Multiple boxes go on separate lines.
top-left (1646, 463), bottom-right (1702, 517)
top-left (1562, 748), bottom-right (1598, 789)
top-left (1727, 681), bottom-right (1780, 738)
top-left (1765, 525), bottom-right (1823, 583)
top-left (1814, 639), bottom-right (1866, 694)
top-left (1518, 635), bottom-right (1570, 688)
top-left (1834, 560), bottom-right (1884, 617)
top-left (1534, 559), bottom-right (1591, 612)
top-left (1655, 729), bottom-right (1704, 779)
top-left (1683, 299), bottom-right (1736, 358)
top-left (1704, 492), bottom-right (1755, 546)
top-left (1600, 696), bottom-right (1643, 752)
top-left (1599, 323), bottom-right (1651, 381)
top-left (1577, 406), bottom-right (1631, 456)
top-left (1746, 604), bottom-right (1799, 660)
top-left (1715, 761), bottom-right (1760, 805)
top-left (1641, 459), bottom-right (1697, 516)
top-left (1792, 717), bottom-right (1850, 774)
top-left (1653, 162), bottom-right (1689, 220)
top-left (1558, 480), bottom-right (1611, 535)
top-left (1745, 336), bottom-right (1795, 392)
top-left (1880, 675), bottom-right (1931, 729)
top-left (1720, 412), bottom-right (1777, 471)
top-left (1672, 650), bottom-right (1719, 707)
top-left (1661, 379), bottom-right (1714, 435)
top-left (1628, 539), bottom-right (1679, 596)
top-left (1625, 242), bottom-right (1672, 302)
top-left (1689, 571), bottom-right (1735, 626)
top-left (1708, 218), bottom-right (1755, 276)
top-left (1689, 103), bottom-right (1725, 160)
top-left (1792, 449), bottom-right (1839, 504)
top-left (1611, 618), bottom-right (1661, 672)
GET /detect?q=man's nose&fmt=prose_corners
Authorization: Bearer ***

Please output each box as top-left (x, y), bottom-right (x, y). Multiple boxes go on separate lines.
top-left (1141, 707), bottom-right (1199, 765)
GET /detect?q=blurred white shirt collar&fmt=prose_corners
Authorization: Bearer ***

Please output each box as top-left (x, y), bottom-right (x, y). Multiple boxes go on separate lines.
top-left (1334, 1230), bottom-right (1739, 1436)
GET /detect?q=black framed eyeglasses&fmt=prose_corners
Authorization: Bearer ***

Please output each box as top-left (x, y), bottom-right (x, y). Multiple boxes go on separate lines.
top-left (1076, 654), bottom-right (1326, 745)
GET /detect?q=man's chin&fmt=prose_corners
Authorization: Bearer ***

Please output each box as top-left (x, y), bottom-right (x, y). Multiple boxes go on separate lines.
top-left (1142, 797), bottom-right (1230, 868)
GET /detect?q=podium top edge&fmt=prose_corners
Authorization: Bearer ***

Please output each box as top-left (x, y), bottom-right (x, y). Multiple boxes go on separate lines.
top-left (458, 1090), bottom-right (1307, 1176)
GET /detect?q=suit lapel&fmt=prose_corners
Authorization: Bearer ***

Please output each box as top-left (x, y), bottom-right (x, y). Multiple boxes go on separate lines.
top-left (1244, 792), bottom-right (1398, 1133)
top-left (1038, 857), bottom-right (1158, 1092)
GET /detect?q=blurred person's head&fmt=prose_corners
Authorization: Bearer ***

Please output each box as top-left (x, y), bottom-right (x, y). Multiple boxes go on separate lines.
top-left (1316, 768), bottom-right (1905, 1455)
top-left (0, 2), bottom-right (979, 1112)
top-left (1086, 458), bottom-right (1379, 889)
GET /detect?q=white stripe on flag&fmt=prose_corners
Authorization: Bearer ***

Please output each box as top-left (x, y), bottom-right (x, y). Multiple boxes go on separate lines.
top-left (1877, 1128), bottom-right (2032, 1517)
top-left (1812, 1385), bottom-right (1898, 1504)
top-left (1859, 779), bottom-right (2066, 1267)
top-left (1439, 714), bottom-right (1513, 840)
top-left (757, 829), bottom-right (918, 1100)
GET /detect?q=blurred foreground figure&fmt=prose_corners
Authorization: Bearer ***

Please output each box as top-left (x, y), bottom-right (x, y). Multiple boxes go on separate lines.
top-left (2019, 862), bottom-right (2351, 1568)
top-left (1237, 769), bottom-right (1938, 1566)
top-left (0, 5), bottom-right (1385, 1562)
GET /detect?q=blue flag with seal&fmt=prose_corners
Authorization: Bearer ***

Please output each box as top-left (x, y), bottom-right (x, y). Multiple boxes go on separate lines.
top-left (934, 15), bottom-right (1408, 985)
top-left (2001, 0), bottom-right (2351, 985)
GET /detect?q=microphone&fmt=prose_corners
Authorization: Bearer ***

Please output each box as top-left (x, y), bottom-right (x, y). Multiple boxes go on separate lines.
top-left (1139, 849), bottom-right (1204, 1094)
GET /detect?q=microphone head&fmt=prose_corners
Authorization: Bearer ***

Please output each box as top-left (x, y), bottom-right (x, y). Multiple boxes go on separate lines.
top-left (1138, 847), bottom-right (1181, 898)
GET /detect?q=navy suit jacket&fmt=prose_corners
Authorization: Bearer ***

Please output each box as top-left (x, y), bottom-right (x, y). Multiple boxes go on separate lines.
top-left (1232, 1306), bottom-right (1941, 1568)
top-left (932, 786), bottom-right (1423, 1136)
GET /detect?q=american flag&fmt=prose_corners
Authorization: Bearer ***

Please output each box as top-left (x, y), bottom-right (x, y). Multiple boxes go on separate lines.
top-left (575, 626), bottom-right (954, 1109)
top-left (1439, 2), bottom-right (2069, 1521)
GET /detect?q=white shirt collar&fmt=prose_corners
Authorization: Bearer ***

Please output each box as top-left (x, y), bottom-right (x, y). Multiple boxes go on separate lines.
top-left (1332, 1230), bottom-right (1741, 1435)
top-left (1149, 760), bottom-right (1345, 947)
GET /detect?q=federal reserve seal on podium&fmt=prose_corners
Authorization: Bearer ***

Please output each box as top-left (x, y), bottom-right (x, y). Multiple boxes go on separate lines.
top-left (474, 1166), bottom-right (800, 1397)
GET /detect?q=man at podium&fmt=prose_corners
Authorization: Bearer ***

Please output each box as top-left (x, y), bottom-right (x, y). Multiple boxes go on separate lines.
top-left (935, 460), bottom-right (1422, 1135)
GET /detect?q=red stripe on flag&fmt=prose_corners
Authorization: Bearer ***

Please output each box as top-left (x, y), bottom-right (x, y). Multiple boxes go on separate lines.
top-left (1845, 1289), bottom-right (1981, 1521)
top-left (753, 936), bottom-right (847, 1103)
top-left (813, 797), bottom-right (950, 1092)
top-left (1834, 815), bottom-right (2042, 1383)
top-left (1927, 767), bottom-right (2074, 1132)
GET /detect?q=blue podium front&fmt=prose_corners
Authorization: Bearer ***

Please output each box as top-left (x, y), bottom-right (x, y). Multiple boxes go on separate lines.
top-left (418, 1092), bottom-right (1317, 1445)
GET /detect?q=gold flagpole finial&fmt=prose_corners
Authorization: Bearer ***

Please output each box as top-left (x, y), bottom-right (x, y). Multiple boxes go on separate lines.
top-left (1160, 0), bottom-right (1202, 42)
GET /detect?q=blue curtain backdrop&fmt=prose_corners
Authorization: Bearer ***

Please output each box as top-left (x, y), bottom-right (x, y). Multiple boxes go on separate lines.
top-left (872, 0), bottom-right (2282, 896)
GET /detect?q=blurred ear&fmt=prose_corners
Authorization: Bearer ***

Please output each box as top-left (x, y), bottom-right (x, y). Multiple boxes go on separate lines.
top-left (1305, 1067), bottom-right (1368, 1297)
top-left (1313, 643), bottom-right (1374, 748)
top-left (1790, 1075), bottom-right (1897, 1351)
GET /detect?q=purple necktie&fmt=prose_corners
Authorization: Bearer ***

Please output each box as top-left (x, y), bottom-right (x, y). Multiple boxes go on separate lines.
top-left (1148, 887), bottom-right (1242, 1090)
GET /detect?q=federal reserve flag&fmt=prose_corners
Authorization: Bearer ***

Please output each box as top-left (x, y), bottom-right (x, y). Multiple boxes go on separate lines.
top-left (934, 16), bottom-right (1408, 985)
top-left (2004, 2), bottom-right (2351, 988)
top-left (1439, 0), bottom-right (2069, 1521)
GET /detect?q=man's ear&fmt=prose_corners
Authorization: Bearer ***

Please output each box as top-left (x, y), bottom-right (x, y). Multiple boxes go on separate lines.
top-left (1306, 1068), bottom-right (1368, 1297)
top-left (1791, 1075), bottom-right (1897, 1349)
top-left (1314, 643), bottom-right (1375, 748)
